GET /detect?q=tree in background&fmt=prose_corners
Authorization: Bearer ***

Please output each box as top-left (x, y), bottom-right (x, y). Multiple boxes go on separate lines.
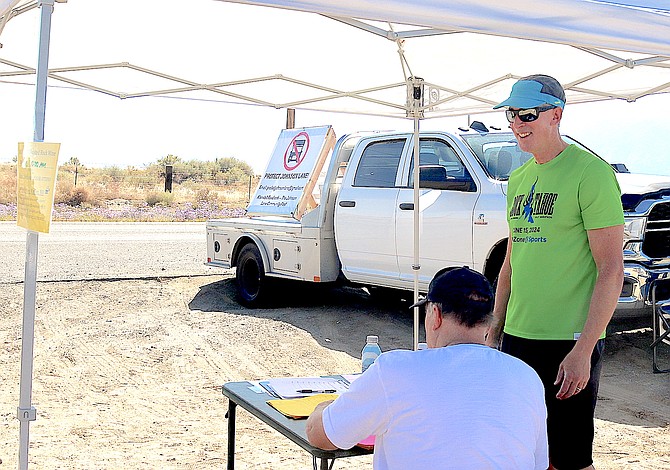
top-left (148, 154), bottom-right (254, 185)
top-left (0, 155), bottom-right (257, 212)
top-left (157, 154), bottom-right (181, 167)
top-left (214, 156), bottom-right (254, 185)
top-left (66, 156), bottom-right (82, 168)
top-left (215, 157), bottom-right (253, 176)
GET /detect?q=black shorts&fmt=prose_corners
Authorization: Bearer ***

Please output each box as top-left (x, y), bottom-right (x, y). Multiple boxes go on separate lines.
top-left (501, 334), bottom-right (605, 470)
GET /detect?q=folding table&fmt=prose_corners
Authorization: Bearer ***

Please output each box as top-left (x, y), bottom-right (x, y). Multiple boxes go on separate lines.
top-left (222, 381), bottom-right (372, 469)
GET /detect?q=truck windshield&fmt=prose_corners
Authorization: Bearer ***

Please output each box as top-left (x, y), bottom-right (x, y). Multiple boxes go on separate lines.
top-left (461, 132), bottom-right (585, 181)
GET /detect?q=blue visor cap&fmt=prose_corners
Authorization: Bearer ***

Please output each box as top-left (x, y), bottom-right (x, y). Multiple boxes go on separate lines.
top-left (493, 79), bottom-right (565, 109)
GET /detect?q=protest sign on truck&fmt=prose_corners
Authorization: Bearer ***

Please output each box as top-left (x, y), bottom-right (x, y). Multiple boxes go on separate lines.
top-left (247, 126), bottom-right (335, 220)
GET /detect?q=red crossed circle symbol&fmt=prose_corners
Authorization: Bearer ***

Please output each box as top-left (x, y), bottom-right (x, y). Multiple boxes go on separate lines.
top-left (284, 132), bottom-right (310, 171)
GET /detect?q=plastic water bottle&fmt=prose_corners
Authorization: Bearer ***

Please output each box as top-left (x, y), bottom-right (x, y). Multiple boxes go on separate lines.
top-left (361, 335), bottom-right (382, 372)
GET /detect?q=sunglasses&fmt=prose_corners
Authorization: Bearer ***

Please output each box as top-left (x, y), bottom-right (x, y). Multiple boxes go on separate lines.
top-left (505, 105), bottom-right (555, 123)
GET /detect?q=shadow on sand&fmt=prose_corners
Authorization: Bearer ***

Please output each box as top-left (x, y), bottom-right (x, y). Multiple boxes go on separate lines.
top-left (188, 277), bottom-right (421, 358)
top-left (189, 277), bottom-right (670, 428)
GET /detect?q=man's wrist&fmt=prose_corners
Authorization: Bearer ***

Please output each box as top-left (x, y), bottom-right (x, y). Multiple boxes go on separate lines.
top-left (485, 327), bottom-right (503, 348)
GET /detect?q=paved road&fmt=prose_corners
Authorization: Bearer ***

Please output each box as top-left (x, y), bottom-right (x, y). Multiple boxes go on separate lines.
top-left (1, 221), bottom-right (224, 283)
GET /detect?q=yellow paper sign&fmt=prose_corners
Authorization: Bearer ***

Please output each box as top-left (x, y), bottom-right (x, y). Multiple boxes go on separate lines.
top-left (17, 142), bottom-right (60, 233)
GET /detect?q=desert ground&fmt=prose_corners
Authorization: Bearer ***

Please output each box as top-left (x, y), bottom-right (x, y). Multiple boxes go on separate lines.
top-left (0, 222), bottom-right (668, 469)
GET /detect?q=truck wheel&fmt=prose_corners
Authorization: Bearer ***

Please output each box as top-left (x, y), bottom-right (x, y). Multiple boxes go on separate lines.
top-left (485, 242), bottom-right (507, 295)
top-left (236, 244), bottom-right (268, 307)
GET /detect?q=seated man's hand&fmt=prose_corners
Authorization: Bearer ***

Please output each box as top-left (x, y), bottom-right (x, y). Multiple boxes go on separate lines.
top-left (306, 400), bottom-right (337, 450)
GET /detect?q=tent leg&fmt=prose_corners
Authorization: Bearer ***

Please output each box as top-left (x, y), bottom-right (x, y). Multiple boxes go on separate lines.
top-left (17, 1), bottom-right (55, 468)
top-left (18, 231), bottom-right (39, 470)
top-left (412, 115), bottom-right (420, 351)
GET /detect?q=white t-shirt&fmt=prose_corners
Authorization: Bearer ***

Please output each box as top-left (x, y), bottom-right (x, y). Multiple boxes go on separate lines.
top-left (322, 344), bottom-right (548, 470)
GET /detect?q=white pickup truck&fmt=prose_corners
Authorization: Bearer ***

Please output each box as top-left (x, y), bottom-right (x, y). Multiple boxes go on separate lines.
top-left (206, 124), bottom-right (670, 318)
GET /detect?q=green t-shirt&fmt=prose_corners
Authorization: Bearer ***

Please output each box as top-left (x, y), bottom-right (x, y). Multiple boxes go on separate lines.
top-left (505, 144), bottom-right (624, 340)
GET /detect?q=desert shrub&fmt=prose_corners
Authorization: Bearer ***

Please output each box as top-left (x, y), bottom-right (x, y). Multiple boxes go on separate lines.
top-left (195, 187), bottom-right (219, 203)
top-left (60, 187), bottom-right (92, 206)
top-left (175, 159), bottom-right (215, 183)
top-left (3, 157), bottom-right (256, 220)
top-left (54, 179), bottom-right (74, 203)
top-left (147, 156), bottom-right (254, 186)
top-left (145, 190), bottom-right (174, 207)
top-left (215, 157), bottom-right (254, 176)
top-left (0, 164), bottom-right (17, 204)
top-left (100, 181), bottom-right (122, 200)
top-left (55, 178), bottom-right (98, 206)
top-left (100, 166), bottom-right (125, 181)
top-left (130, 171), bottom-right (157, 188)
top-left (215, 180), bottom-right (256, 204)
top-left (214, 168), bottom-right (247, 185)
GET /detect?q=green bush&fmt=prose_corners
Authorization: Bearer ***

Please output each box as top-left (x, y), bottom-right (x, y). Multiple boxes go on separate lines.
top-left (145, 191), bottom-right (174, 207)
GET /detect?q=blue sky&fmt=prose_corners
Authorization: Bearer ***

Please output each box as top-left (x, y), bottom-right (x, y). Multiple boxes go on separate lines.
top-left (0, 0), bottom-right (668, 176)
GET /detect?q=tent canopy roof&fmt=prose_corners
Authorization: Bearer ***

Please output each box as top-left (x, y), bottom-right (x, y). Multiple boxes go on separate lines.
top-left (220, 1), bottom-right (670, 57)
top-left (0, 0), bottom-right (669, 119)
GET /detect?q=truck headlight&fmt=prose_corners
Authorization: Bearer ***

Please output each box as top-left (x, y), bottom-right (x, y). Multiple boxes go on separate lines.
top-left (623, 217), bottom-right (645, 241)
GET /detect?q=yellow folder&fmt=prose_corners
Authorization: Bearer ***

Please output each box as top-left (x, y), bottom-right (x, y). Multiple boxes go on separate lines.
top-left (267, 394), bottom-right (339, 419)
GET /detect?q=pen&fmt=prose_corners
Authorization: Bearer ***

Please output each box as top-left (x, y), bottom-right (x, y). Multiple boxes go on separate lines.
top-left (296, 389), bottom-right (336, 394)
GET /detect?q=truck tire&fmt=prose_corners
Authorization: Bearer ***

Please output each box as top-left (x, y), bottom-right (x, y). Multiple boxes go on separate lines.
top-left (236, 243), bottom-right (269, 307)
top-left (485, 241), bottom-right (507, 294)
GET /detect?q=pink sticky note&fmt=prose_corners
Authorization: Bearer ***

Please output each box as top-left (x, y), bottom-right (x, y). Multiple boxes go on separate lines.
top-left (357, 434), bottom-right (375, 449)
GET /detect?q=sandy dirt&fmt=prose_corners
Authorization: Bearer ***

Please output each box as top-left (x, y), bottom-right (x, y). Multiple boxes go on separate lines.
top-left (0, 272), bottom-right (668, 469)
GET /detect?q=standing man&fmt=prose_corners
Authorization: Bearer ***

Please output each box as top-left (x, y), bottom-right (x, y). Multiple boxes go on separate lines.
top-left (488, 74), bottom-right (624, 470)
top-left (307, 267), bottom-right (549, 470)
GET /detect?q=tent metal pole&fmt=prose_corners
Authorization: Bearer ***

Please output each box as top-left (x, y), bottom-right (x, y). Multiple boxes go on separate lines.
top-left (18, 1), bottom-right (54, 468)
top-left (18, 231), bottom-right (39, 470)
top-left (412, 114), bottom-right (420, 351)
top-left (33, 1), bottom-right (52, 143)
top-left (407, 76), bottom-right (423, 351)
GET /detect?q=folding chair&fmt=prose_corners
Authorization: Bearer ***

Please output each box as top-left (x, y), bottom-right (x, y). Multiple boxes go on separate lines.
top-left (650, 283), bottom-right (670, 373)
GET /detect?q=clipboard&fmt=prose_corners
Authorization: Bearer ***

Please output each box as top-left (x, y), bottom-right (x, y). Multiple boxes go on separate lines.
top-left (259, 376), bottom-right (349, 399)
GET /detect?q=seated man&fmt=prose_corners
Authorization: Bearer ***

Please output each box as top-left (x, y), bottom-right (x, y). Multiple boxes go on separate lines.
top-left (306, 267), bottom-right (548, 469)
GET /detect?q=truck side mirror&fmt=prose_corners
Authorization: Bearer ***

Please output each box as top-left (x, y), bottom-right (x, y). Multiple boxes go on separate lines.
top-left (611, 163), bottom-right (630, 173)
top-left (419, 166), bottom-right (476, 192)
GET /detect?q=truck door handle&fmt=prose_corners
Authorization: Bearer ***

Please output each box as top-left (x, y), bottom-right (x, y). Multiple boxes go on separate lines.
top-left (399, 203), bottom-right (414, 210)
top-left (339, 201), bottom-right (356, 207)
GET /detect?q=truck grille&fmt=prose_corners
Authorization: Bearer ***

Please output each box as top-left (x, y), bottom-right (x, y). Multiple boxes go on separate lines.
top-left (642, 202), bottom-right (670, 258)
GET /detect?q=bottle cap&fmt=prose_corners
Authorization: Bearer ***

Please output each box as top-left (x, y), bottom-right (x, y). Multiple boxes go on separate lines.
top-left (366, 335), bottom-right (379, 343)
top-left (417, 342), bottom-right (428, 350)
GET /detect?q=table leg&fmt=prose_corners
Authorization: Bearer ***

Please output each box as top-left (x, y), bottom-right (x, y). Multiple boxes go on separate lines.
top-left (312, 456), bottom-right (334, 470)
top-left (226, 400), bottom-right (237, 470)
top-left (320, 457), bottom-right (334, 470)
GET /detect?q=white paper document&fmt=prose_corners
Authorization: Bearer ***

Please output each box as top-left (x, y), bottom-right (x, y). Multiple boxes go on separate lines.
top-left (261, 376), bottom-right (349, 399)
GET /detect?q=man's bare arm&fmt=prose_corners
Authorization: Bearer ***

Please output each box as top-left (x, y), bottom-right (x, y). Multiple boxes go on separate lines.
top-left (306, 400), bottom-right (338, 450)
top-left (487, 234), bottom-right (512, 348)
top-left (555, 224), bottom-right (624, 399)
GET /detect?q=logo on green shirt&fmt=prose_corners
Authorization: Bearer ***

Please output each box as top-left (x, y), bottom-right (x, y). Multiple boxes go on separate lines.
top-left (522, 178), bottom-right (538, 222)
top-left (509, 177), bottom-right (558, 223)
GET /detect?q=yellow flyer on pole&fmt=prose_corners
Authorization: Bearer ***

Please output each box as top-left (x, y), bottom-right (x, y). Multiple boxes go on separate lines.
top-left (16, 142), bottom-right (60, 233)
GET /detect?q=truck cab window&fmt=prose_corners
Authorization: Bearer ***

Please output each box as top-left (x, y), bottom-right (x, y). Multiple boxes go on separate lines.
top-left (409, 139), bottom-right (475, 191)
top-left (353, 139), bottom-right (405, 188)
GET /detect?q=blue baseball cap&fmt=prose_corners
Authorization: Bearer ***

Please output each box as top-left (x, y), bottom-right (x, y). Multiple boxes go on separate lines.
top-left (493, 74), bottom-right (566, 109)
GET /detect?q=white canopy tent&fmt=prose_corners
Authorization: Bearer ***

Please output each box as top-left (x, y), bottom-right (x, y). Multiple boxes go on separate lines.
top-left (1, 1), bottom-right (670, 467)
top-left (1, 1), bottom-right (670, 120)
top-left (219, 1), bottom-right (670, 55)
